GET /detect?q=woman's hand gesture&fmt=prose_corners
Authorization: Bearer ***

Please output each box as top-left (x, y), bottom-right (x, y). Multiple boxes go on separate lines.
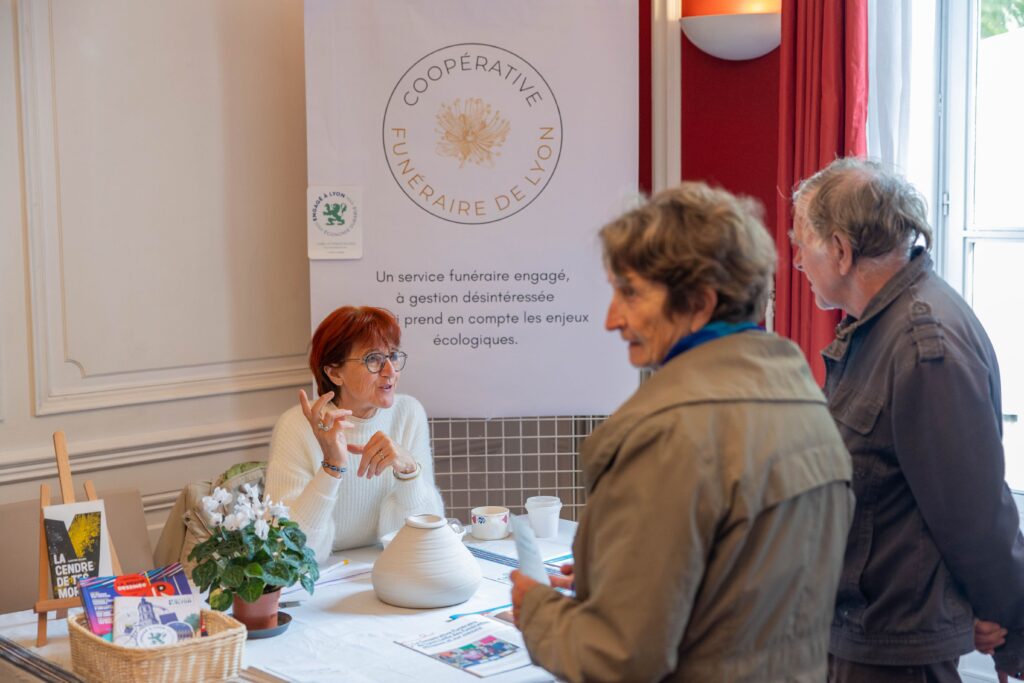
top-left (348, 431), bottom-right (418, 479)
top-left (299, 389), bottom-right (353, 474)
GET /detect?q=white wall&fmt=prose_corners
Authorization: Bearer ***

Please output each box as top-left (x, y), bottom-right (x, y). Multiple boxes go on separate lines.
top-left (0, 0), bottom-right (311, 550)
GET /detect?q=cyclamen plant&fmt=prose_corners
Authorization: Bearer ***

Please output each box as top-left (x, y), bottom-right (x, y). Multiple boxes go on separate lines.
top-left (188, 483), bottom-right (319, 611)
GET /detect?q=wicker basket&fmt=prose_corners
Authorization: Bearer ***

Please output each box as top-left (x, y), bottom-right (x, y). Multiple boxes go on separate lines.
top-left (68, 609), bottom-right (245, 683)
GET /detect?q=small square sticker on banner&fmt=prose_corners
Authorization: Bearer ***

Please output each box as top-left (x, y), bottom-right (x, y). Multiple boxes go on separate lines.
top-left (307, 186), bottom-right (363, 260)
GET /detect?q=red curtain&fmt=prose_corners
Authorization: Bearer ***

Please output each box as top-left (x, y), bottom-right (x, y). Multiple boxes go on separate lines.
top-left (775, 0), bottom-right (868, 384)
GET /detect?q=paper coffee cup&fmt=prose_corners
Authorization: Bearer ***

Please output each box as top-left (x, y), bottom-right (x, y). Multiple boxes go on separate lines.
top-left (525, 496), bottom-right (562, 538)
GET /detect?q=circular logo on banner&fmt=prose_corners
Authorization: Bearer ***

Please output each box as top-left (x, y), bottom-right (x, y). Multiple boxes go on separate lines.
top-left (310, 190), bottom-right (358, 237)
top-left (383, 43), bottom-right (562, 225)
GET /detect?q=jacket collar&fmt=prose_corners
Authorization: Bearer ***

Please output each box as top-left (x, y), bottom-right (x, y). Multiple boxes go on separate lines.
top-left (581, 332), bottom-right (826, 493)
top-left (661, 321), bottom-right (761, 366)
top-left (823, 247), bottom-right (932, 362)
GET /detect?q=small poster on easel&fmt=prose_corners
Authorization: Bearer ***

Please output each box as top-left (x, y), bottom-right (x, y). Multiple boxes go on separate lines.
top-left (34, 430), bottom-right (123, 646)
top-left (42, 500), bottom-right (113, 600)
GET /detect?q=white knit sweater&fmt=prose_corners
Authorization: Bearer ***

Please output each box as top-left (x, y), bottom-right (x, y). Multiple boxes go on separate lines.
top-left (265, 394), bottom-right (445, 561)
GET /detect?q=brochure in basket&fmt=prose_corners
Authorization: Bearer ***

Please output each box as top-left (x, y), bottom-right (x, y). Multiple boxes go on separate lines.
top-left (78, 562), bottom-right (194, 640)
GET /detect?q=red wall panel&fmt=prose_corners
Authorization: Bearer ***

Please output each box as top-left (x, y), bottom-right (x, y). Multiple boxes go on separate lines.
top-left (639, 1), bottom-right (653, 195)
top-left (680, 34), bottom-right (780, 231)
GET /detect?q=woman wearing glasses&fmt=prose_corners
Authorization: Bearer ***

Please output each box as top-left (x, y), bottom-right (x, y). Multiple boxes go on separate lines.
top-left (266, 306), bottom-right (444, 561)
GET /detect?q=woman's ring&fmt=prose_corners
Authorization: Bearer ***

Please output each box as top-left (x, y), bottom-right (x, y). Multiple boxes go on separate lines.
top-left (317, 421), bottom-right (330, 432)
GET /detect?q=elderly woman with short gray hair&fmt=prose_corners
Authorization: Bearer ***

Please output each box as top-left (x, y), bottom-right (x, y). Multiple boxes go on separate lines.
top-left (510, 182), bottom-right (854, 683)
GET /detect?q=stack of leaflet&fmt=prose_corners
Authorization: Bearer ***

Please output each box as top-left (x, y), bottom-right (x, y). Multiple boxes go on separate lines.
top-left (78, 562), bottom-right (195, 642)
top-left (280, 557), bottom-right (373, 601)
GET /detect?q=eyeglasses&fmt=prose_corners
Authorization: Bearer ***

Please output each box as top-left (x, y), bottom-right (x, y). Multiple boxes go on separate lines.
top-left (340, 350), bottom-right (407, 373)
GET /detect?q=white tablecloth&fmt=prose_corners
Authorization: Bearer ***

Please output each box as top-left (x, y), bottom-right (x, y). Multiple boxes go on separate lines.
top-left (0, 519), bottom-right (577, 683)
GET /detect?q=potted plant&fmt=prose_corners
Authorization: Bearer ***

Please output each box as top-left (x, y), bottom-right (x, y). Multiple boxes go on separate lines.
top-left (188, 483), bottom-right (318, 631)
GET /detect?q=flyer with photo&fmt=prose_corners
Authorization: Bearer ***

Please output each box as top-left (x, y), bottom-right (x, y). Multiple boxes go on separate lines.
top-left (396, 616), bottom-right (531, 678)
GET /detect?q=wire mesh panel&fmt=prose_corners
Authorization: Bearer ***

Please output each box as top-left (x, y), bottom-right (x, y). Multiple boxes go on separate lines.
top-left (430, 416), bottom-right (606, 524)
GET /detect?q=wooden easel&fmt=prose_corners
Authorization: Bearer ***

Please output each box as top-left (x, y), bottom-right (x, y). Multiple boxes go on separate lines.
top-left (32, 431), bottom-right (122, 646)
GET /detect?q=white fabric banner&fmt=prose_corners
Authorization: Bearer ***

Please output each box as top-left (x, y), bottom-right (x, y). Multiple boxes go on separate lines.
top-left (305, 0), bottom-right (638, 417)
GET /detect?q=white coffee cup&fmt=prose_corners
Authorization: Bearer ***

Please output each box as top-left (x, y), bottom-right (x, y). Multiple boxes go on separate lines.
top-left (470, 506), bottom-right (510, 540)
top-left (525, 496), bottom-right (562, 538)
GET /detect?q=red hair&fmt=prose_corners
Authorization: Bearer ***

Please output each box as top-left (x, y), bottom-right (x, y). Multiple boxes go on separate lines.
top-left (309, 306), bottom-right (401, 397)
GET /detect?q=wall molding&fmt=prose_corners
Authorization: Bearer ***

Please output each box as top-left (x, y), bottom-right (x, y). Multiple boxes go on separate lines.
top-left (33, 365), bottom-right (309, 416)
top-left (16, 0), bottom-right (308, 416)
top-left (0, 416), bottom-right (276, 485)
top-left (651, 0), bottom-right (682, 192)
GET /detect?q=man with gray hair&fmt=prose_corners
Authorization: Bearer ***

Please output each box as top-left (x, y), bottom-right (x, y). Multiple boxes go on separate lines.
top-left (791, 157), bottom-right (1024, 683)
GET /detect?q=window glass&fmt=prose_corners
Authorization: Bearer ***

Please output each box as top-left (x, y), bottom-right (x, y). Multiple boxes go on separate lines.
top-left (973, 1), bottom-right (1024, 228)
top-left (968, 1), bottom-right (1024, 492)
top-left (969, 239), bottom-right (1024, 490)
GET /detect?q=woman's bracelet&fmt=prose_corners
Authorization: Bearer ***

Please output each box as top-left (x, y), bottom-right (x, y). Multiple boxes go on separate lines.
top-left (393, 463), bottom-right (421, 480)
top-left (321, 460), bottom-right (346, 476)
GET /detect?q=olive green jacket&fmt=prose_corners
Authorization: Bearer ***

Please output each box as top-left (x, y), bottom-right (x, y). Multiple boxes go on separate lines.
top-left (520, 332), bottom-right (854, 683)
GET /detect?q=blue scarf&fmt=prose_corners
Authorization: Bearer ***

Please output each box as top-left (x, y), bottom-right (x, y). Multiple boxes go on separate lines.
top-left (661, 321), bottom-right (763, 366)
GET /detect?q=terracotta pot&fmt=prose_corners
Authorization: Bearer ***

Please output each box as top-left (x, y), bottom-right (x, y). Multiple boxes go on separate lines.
top-left (232, 588), bottom-right (280, 631)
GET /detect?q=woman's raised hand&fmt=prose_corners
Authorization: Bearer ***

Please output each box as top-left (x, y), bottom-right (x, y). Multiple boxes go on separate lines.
top-left (348, 431), bottom-right (418, 479)
top-left (299, 389), bottom-right (353, 471)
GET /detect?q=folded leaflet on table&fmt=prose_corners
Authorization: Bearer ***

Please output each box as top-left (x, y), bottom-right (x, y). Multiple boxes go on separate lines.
top-left (281, 558), bottom-right (372, 599)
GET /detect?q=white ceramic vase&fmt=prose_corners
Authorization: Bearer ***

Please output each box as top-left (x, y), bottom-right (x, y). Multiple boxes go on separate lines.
top-left (372, 514), bottom-right (482, 608)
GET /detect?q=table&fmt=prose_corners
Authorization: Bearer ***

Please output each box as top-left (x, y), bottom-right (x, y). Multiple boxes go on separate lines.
top-left (0, 519), bottom-right (576, 683)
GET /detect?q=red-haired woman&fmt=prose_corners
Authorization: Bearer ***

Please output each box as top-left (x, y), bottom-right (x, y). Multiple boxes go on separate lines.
top-left (265, 306), bottom-right (444, 561)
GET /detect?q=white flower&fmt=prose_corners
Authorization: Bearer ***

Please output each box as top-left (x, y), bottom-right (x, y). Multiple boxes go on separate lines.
top-left (201, 495), bottom-right (220, 512)
top-left (203, 510), bottom-right (224, 528)
top-left (212, 487), bottom-right (233, 505)
top-left (222, 512), bottom-right (248, 531)
top-left (269, 501), bottom-right (289, 520)
top-left (249, 499), bottom-right (268, 519)
top-left (254, 518), bottom-right (270, 540)
top-left (234, 501), bottom-right (256, 524)
top-left (241, 482), bottom-right (261, 501)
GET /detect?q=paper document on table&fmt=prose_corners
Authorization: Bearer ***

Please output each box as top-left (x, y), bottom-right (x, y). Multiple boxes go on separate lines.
top-left (544, 552), bottom-right (573, 567)
top-left (235, 667), bottom-right (293, 683)
top-left (280, 557), bottom-right (372, 599)
top-left (464, 531), bottom-right (569, 565)
top-left (260, 663), bottom-right (379, 683)
top-left (397, 615), bottom-right (532, 678)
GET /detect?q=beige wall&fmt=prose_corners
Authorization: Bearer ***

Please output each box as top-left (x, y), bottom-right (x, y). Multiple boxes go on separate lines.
top-left (0, 0), bottom-right (311, 548)
top-left (0, 1), bottom-right (594, 559)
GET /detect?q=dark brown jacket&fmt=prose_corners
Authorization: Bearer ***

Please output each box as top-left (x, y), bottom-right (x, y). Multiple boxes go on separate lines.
top-left (825, 248), bottom-right (1024, 672)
